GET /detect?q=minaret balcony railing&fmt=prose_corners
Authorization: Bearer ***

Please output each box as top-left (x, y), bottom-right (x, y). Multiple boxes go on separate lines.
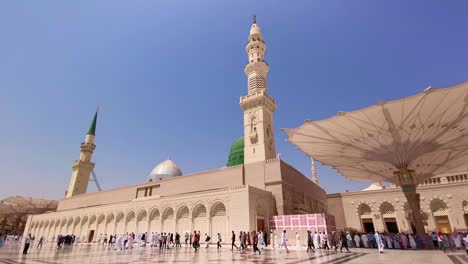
top-left (72, 160), bottom-right (95, 166)
top-left (81, 142), bottom-right (96, 147)
top-left (80, 143), bottom-right (96, 152)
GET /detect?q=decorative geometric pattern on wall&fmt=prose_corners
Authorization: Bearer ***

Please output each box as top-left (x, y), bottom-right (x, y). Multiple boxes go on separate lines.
top-left (248, 76), bottom-right (266, 92)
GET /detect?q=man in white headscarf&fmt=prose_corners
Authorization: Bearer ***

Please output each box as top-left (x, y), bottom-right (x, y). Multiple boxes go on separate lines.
top-left (374, 231), bottom-right (384, 253)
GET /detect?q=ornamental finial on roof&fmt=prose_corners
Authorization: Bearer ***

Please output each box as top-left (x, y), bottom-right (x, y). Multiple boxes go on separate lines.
top-left (253, 15), bottom-right (256, 24)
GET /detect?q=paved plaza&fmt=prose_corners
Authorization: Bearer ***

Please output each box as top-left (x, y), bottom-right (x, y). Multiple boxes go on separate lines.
top-left (0, 243), bottom-right (464, 264)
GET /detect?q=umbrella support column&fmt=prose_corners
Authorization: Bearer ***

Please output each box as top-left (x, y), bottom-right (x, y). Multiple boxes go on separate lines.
top-left (401, 184), bottom-right (432, 249)
top-left (394, 168), bottom-right (433, 249)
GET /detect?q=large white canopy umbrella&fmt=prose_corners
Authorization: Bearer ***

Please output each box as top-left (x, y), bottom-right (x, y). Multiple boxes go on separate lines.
top-left (284, 81), bottom-right (468, 247)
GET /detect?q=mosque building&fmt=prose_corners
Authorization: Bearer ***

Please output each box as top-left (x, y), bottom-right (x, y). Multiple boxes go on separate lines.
top-left (23, 19), bottom-right (327, 242)
top-left (23, 18), bottom-right (468, 243)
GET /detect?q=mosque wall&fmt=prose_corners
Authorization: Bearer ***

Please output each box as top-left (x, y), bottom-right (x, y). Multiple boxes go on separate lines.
top-left (24, 185), bottom-right (275, 244)
top-left (57, 185), bottom-right (136, 211)
top-left (279, 160), bottom-right (327, 214)
top-left (58, 165), bottom-right (245, 211)
top-left (327, 178), bottom-right (468, 234)
top-left (243, 158), bottom-right (327, 216)
top-left (327, 194), bottom-right (346, 230)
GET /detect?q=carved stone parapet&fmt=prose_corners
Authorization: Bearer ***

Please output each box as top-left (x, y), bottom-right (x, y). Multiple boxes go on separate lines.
top-left (244, 62), bottom-right (269, 76)
top-left (240, 92), bottom-right (276, 111)
top-left (72, 159), bottom-right (95, 169)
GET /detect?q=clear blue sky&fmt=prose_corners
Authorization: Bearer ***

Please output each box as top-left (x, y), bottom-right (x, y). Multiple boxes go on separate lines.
top-left (1, 0), bottom-right (467, 200)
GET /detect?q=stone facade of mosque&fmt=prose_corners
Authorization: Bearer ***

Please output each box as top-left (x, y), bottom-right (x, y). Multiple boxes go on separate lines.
top-left (22, 19), bottom-right (327, 242)
top-left (328, 172), bottom-right (468, 234)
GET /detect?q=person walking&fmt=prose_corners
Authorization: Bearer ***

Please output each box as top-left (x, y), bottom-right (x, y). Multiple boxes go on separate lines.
top-left (190, 232), bottom-right (193, 247)
top-left (274, 232), bottom-right (278, 249)
top-left (252, 231), bottom-right (258, 253)
top-left (150, 232), bottom-right (156, 247)
top-left (463, 234), bottom-right (468, 256)
top-left (346, 231), bottom-right (353, 248)
top-left (257, 231), bottom-right (265, 255)
top-left (295, 232), bottom-right (301, 249)
top-left (175, 233), bottom-right (181, 248)
top-left (280, 230), bottom-right (289, 253)
top-left (340, 231), bottom-right (350, 253)
top-left (37, 236), bottom-right (44, 249)
top-left (23, 234), bottom-right (31, 254)
top-left (193, 231), bottom-right (199, 252)
top-left (322, 232), bottom-right (330, 250)
top-left (205, 233), bottom-right (211, 248)
top-left (330, 231), bottom-right (338, 252)
top-left (185, 232), bottom-right (189, 247)
top-left (375, 231), bottom-right (384, 253)
top-left (141, 232), bottom-right (146, 247)
top-left (307, 230), bottom-right (314, 253)
top-left (231, 231), bottom-right (238, 251)
top-left (217, 233), bottom-right (222, 249)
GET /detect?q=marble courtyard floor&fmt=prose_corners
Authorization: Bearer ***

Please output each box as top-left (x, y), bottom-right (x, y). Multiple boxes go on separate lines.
top-left (0, 243), bottom-right (464, 264)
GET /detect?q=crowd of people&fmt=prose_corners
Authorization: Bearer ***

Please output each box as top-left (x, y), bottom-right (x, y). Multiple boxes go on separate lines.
top-left (339, 230), bottom-right (468, 252)
top-left (4, 229), bottom-right (468, 256)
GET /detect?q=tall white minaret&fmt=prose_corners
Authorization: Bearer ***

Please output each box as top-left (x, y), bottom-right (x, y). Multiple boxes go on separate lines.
top-left (311, 157), bottom-right (319, 184)
top-left (241, 16), bottom-right (277, 164)
top-left (65, 109), bottom-right (98, 198)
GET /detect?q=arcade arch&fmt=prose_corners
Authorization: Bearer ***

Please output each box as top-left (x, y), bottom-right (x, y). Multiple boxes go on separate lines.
top-left (430, 199), bottom-right (451, 233)
top-left (192, 204), bottom-right (208, 234)
top-left (210, 202), bottom-right (227, 240)
top-left (162, 208), bottom-right (174, 233)
top-left (176, 206), bottom-right (190, 235)
top-left (379, 202), bottom-right (398, 233)
top-left (358, 203), bottom-right (374, 233)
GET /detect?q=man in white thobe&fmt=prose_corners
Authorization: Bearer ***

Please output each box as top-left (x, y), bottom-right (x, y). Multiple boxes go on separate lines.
top-left (314, 231), bottom-right (320, 249)
top-left (354, 234), bottom-right (360, 248)
top-left (151, 232), bottom-right (157, 247)
top-left (374, 231), bottom-right (383, 253)
top-left (280, 230), bottom-right (289, 253)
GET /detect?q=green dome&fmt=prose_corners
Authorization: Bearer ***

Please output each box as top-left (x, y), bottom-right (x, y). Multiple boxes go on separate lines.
top-left (227, 136), bottom-right (244, 167)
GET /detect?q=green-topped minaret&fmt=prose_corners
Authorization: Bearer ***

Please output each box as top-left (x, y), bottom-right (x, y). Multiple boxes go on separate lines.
top-left (66, 109), bottom-right (98, 198)
top-left (87, 109), bottom-right (98, 136)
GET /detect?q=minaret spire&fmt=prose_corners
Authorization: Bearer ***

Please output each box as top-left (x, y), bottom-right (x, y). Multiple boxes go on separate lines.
top-left (65, 109), bottom-right (98, 198)
top-left (87, 106), bottom-right (98, 136)
top-left (240, 18), bottom-right (277, 164)
top-left (311, 157), bottom-right (319, 184)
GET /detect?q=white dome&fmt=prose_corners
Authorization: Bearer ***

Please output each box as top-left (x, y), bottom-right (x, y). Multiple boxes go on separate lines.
top-left (146, 159), bottom-right (183, 182)
top-left (362, 182), bottom-right (384, 191)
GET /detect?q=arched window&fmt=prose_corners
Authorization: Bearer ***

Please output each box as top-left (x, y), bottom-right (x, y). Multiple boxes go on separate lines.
top-left (211, 203), bottom-right (226, 217)
top-left (358, 203), bottom-right (372, 217)
top-left (462, 200), bottom-right (468, 212)
top-left (177, 206), bottom-right (189, 219)
top-left (380, 202), bottom-right (396, 216)
top-left (256, 203), bottom-right (265, 216)
top-left (430, 199), bottom-right (448, 216)
top-left (193, 204), bottom-right (207, 218)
